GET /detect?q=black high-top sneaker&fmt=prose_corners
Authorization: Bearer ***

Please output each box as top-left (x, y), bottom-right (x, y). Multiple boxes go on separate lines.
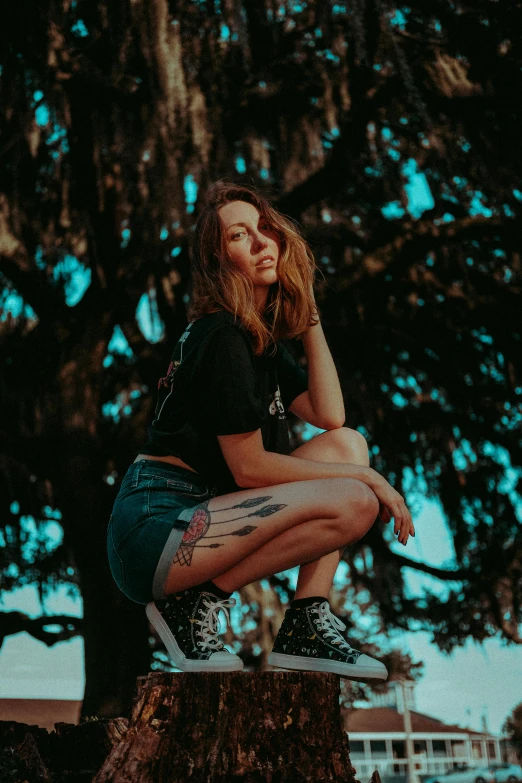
top-left (146, 587), bottom-right (243, 672)
top-left (268, 599), bottom-right (387, 681)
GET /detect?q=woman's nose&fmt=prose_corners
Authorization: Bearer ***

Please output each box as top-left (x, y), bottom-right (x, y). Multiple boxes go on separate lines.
top-left (253, 231), bottom-right (268, 249)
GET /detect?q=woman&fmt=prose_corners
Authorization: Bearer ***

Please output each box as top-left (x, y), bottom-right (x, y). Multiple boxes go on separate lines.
top-left (107, 180), bottom-right (415, 679)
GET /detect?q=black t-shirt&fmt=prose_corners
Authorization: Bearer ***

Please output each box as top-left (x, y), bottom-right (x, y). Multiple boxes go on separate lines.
top-left (140, 310), bottom-right (309, 495)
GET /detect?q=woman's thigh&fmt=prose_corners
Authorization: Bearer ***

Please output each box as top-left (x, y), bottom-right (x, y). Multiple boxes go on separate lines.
top-left (163, 476), bottom-right (376, 593)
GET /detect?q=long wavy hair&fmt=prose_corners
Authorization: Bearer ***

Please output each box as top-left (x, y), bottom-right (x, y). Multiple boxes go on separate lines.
top-left (187, 180), bottom-right (321, 356)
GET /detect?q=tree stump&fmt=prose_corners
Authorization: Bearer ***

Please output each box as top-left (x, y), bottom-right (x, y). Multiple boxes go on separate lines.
top-left (94, 670), bottom-right (358, 783)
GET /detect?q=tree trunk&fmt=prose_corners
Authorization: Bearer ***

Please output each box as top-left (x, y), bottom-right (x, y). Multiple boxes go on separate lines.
top-left (94, 670), bottom-right (358, 782)
top-left (54, 446), bottom-right (152, 719)
top-left (78, 566), bottom-right (151, 720)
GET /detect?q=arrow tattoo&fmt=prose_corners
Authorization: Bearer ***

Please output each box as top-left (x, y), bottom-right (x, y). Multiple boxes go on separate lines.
top-left (172, 495), bottom-right (287, 567)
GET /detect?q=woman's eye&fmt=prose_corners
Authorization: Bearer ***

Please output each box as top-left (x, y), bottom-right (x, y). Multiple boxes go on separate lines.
top-left (231, 225), bottom-right (272, 240)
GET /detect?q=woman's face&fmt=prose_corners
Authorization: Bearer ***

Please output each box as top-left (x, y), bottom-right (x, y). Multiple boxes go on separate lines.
top-left (218, 201), bottom-right (281, 301)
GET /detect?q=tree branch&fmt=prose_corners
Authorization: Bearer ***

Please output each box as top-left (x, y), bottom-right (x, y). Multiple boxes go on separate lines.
top-left (274, 91), bottom-right (378, 219)
top-left (0, 611), bottom-right (83, 648)
top-left (0, 196), bottom-right (66, 322)
top-left (388, 550), bottom-right (469, 581)
top-left (350, 215), bottom-right (519, 284)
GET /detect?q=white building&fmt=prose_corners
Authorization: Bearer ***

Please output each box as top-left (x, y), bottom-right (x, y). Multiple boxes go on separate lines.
top-left (344, 683), bottom-right (508, 782)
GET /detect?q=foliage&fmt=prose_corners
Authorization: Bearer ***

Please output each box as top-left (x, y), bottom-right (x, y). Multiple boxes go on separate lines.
top-left (0, 0), bottom-right (521, 715)
top-left (503, 702), bottom-right (522, 762)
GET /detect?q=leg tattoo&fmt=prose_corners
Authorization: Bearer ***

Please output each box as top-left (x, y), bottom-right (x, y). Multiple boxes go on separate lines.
top-left (172, 495), bottom-right (288, 568)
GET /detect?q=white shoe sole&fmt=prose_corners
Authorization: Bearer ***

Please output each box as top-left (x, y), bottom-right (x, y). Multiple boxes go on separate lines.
top-left (267, 652), bottom-right (388, 681)
top-left (146, 602), bottom-right (244, 672)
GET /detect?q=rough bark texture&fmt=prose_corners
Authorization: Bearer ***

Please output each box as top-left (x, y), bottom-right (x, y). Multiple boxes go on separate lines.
top-left (94, 670), bottom-right (358, 783)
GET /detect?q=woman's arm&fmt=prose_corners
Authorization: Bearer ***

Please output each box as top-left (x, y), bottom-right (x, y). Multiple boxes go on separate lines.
top-left (296, 291), bottom-right (345, 429)
top-left (238, 443), bottom-right (375, 489)
top-left (223, 431), bottom-right (413, 543)
top-left (219, 429), bottom-right (372, 490)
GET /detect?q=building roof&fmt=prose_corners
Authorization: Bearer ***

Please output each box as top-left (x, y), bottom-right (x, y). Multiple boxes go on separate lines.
top-left (346, 707), bottom-right (494, 738)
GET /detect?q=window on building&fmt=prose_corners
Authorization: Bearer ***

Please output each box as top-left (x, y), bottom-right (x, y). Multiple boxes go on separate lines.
top-left (488, 742), bottom-right (497, 760)
top-left (392, 741), bottom-right (406, 759)
top-left (451, 740), bottom-right (466, 759)
top-left (350, 741), bottom-right (364, 755)
top-left (414, 740), bottom-right (427, 755)
top-left (391, 741), bottom-right (406, 774)
top-left (432, 740), bottom-right (448, 757)
top-left (499, 740), bottom-right (509, 763)
top-left (472, 741), bottom-right (484, 759)
top-left (370, 740), bottom-right (388, 758)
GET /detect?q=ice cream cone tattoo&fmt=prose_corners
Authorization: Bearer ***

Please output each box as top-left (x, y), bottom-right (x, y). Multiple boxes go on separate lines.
top-left (173, 495), bottom-right (287, 567)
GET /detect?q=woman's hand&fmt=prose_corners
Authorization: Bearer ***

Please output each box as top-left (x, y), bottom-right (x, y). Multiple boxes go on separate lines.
top-left (366, 469), bottom-right (415, 546)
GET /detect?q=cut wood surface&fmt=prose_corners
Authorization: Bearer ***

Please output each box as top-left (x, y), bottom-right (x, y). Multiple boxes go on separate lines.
top-left (94, 670), bottom-right (358, 783)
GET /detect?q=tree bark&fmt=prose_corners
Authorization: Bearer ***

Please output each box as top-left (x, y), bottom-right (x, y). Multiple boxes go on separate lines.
top-left (94, 670), bottom-right (358, 782)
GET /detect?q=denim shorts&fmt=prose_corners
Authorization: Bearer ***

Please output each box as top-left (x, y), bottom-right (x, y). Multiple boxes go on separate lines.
top-left (107, 459), bottom-right (218, 605)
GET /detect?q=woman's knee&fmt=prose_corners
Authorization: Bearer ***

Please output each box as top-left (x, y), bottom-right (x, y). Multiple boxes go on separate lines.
top-left (325, 477), bottom-right (379, 515)
top-left (326, 478), bottom-right (379, 538)
top-left (323, 427), bottom-right (371, 466)
top-left (356, 480), bottom-right (380, 517)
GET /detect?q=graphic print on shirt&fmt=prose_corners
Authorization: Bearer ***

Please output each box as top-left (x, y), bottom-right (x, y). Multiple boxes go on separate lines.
top-left (269, 385), bottom-right (285, 419)
top-left (157, 323), bottom-right (193, 390)
top-left (158, 360), bottom-right (180, 390)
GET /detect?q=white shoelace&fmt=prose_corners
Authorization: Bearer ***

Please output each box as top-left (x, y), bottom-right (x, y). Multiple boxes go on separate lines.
top-left (196, 596), bottom-right (236, 651)
top-left (312, 601), bottom-right (357, 654)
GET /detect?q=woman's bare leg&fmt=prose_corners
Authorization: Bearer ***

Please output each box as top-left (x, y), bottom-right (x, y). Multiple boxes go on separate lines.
top-left (211, 427), bottom-right (371, 595)
top-left (163, 472), bottom-right (379, 596)
top-left (289, 427), bottom-right (371, 599)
